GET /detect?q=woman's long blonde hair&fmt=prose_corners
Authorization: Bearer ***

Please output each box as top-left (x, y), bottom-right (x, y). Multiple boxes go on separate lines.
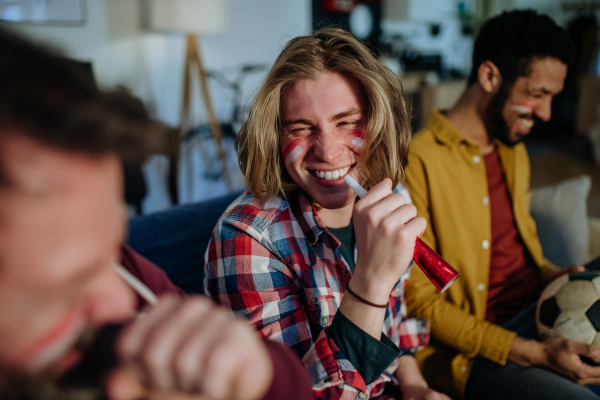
top-left (236, 28), bottom-right (411, 199)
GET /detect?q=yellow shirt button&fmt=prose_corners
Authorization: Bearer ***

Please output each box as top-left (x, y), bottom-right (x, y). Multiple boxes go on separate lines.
top-left (483, 197), bottom-right (489, 205)
top-left (482, 240), bottom-right (490, 249)
top-left (477, 283), bottom-right (485, 291)
top-left (461, 366), bottom-right (467, 372)
top-left (472, 155), bottom-right (481, 163)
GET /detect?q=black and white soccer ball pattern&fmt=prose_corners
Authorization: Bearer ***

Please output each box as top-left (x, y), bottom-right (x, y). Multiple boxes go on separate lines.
top-left (537, 270), bottom-right (600, 361)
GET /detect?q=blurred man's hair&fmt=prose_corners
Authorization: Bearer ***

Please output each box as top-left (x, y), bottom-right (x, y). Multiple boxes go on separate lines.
top-left (0, 26), bottom-right (167, 183)
top-left (236, 28), bottom-right (411, 199)
top-left (467, 9), bottom-right (574, 87)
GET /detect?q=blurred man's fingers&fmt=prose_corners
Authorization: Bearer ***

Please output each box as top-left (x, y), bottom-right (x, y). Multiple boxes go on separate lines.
top-left (117, 295), bottom-right (180, 361)
top-left (104, 368), bottom-right (146, 400)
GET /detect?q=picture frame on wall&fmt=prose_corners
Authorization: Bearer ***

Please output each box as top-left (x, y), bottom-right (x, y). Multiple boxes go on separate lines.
top-left (0, 0), bottom-right (86, 25)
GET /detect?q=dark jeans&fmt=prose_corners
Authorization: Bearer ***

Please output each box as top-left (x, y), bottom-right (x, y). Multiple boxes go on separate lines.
top-left (464, 303), bottom-right (600, 400)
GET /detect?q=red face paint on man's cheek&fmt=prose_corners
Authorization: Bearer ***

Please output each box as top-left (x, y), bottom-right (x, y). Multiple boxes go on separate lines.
top-left (351, 130), bottom-right (365, 149)
top-left (283, 138), bottom-right (303, 165)
top-left (283, 138), bottom-right (302, 159)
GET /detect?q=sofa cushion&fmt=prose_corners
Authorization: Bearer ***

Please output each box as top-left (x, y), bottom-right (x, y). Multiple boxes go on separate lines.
top-left (530, 175), bottom-right (591, 267)
top-left (128, 190), bottom-right (244, 293)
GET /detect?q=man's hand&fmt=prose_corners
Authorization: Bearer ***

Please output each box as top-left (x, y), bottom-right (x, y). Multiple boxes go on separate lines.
top-left (401, 386), bottom-right (452, 400)
top-left (351, 179), bottom-right (427, 305)
top-left (105, 295), bottom-right (273, 400)
top-left (509, 335), bottom-right (600, 385)
top-left (394, 356), bottom-right (450, 400)
top-left (541, 265), bottom-right (585, 287)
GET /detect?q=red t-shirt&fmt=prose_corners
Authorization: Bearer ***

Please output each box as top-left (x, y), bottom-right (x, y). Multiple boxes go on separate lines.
top-left (120, 244), bottom-right (186, 308)
top-left (484, 150), bottom-right (541, 324)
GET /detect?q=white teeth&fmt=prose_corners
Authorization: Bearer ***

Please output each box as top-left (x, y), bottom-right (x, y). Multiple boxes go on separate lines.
top-left (511, 105), bottom-right (533, 114)
top-left (315, 166), bottom-right (351, 180)
top-left (518, 118), bottom-right (534, 129)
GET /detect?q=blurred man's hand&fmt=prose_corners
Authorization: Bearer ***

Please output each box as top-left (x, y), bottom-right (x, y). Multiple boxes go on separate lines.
top-left (105, 295), bottom-right (273, 400)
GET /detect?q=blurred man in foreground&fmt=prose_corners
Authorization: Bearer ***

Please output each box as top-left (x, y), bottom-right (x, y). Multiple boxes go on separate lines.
top-left (0, 26), bottom-right (312, 400)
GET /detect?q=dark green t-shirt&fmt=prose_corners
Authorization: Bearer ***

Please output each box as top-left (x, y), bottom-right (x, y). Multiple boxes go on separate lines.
top-left (328, 221), bottom-right (355, 272)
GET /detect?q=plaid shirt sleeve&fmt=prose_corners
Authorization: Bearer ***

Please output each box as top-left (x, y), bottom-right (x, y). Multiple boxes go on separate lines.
top-left (381, 264), bottom-right (430, 377)
top-left (205, 220), bottom-right (396, 399)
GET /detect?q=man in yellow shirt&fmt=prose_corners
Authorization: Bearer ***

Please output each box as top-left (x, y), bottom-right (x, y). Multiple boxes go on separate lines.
top-left (405, 10), bottom-right (600, 400)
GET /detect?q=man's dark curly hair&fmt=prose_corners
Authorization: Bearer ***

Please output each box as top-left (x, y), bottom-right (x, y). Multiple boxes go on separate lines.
top-left (467, 9), bottom-right (574, 87)
top-left (0, 25), bottom-right (168, 183)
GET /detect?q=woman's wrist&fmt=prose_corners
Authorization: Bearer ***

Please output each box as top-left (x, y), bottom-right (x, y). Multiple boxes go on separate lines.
top-left (346, 283), bottom-right (389, 309)
top-left (349, 265), bottom-right (395, 305)
top-left (338, 291), bottom-right (387, 340)
top-left (394, 355), bottom-right (428, 388)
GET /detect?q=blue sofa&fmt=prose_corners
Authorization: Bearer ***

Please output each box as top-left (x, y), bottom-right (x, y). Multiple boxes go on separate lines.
top-left (127, 190), bottom-right (244, 294)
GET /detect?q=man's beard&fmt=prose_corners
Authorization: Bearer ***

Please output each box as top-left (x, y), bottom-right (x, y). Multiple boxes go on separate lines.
top-left (0, 371), bottom-right (103, 400)
top-left (0, 325), bottom-right (122, 400)
top-left (484, 81), bottom-right (516, 147)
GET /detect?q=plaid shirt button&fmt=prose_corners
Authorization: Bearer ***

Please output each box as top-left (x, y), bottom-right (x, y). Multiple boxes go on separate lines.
top-left (358, 391), bottom-right (367, 399)
top-left (321, 316), bottom-right (329, 325)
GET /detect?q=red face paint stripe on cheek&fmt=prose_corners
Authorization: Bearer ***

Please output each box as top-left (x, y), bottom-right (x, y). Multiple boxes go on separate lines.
top-left (352, 130), bottom-right (364, 139)
top-left (283, 138), bottom-right (302, 159)
top-left (18, 308), bottom-right (82, 364)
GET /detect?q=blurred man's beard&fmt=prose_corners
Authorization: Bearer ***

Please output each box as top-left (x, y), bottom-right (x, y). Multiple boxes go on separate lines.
top-left (0, 326), bottom-right (120, 400)
top-left (485, 82), bottom-right (516, 147)
top-left (0, 371), bottom-right (103, 400)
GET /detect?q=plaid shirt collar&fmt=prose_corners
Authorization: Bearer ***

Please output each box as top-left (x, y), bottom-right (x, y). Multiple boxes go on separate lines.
top-left (290, 189), bottom-right (342, 248)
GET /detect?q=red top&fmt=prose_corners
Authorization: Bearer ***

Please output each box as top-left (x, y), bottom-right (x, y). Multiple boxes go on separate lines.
top-left (484, 151), bottom-right (541, 324)
top-left (120, 244), bottom-right (186, 308)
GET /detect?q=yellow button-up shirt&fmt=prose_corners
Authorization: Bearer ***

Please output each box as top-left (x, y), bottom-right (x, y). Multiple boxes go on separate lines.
top-left (404, 111), bottom-right (558, 398)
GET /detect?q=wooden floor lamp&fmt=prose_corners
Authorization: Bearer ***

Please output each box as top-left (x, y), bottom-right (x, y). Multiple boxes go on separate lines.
top-left (151, 0), bottom-right (232, 204)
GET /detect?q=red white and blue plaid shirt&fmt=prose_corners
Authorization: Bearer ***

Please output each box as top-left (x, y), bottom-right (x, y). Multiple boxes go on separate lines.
top-left (204, 190), bottom-right (429, 399)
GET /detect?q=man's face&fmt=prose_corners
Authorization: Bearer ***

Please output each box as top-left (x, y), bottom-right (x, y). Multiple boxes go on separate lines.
top-left (0, 134), bottom-right (135, 376)
top-left (487, 56), bottom-right (567, 146)
top-left (281, 71), bottom-right (366, 210)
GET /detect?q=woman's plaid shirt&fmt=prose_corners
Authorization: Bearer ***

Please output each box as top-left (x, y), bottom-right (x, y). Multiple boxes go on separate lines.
top-left (204, 190), bottom-right (429, 399)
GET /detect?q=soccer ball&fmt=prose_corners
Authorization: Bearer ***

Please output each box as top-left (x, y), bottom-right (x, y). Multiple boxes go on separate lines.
top-left (536, 270), bottom-right (600, 358)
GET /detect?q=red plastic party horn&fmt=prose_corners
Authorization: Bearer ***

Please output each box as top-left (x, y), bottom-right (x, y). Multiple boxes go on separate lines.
top-left (344, 175), bottom-right (460, 292)
top-left (413, 238), bottom-right (460, 292)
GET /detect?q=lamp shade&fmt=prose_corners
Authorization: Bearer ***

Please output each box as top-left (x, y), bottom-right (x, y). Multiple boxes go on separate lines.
top-left (150, 0), bottom-right (229, 34)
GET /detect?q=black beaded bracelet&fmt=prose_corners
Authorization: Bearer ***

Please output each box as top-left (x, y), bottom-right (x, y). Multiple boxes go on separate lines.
top-left (345, 284), bottom-right (390, 309)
